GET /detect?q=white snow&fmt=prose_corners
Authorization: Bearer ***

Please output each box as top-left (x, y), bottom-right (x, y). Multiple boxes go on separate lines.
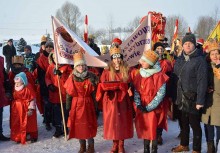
top-left (0, 106), bottom-right (210, 153)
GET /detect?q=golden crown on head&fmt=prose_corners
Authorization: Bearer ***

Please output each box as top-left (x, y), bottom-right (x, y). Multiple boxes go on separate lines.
top-left (12, 56), bottom-right (24, 64)
top-left (73, 51), bottom-right (85, 62)
top-left (143, 49), bottom-right (159, 64)
top-left (110, 46), bottom-right (121, 56)
top-left (204, 39), bottom-right (220, 53)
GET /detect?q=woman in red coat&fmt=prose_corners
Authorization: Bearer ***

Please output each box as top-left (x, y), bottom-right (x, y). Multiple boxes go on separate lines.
top-left (64, 51), bottom-right (98, 153)
top-left (132, 50), bottom-right (168, 153)
top-left (96, 45), bottom-right (133, 153)
top-left (10, 72), bottom-right (38, 144)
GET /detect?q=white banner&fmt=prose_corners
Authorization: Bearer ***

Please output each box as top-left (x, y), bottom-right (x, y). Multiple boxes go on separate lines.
top-left (98, 14), bottom-right (151, 67)
top-left (52, 16), bottom-right (107, 67)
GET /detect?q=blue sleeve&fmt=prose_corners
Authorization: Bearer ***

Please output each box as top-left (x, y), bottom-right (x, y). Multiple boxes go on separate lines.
top-left (134, 89), bottom-right (141, 106)
top-left (145, 83), bottom-right (166, 111)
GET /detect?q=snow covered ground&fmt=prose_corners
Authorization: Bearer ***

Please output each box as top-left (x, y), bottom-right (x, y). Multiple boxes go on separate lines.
top-left (0, 106), bottom-right (210, 153)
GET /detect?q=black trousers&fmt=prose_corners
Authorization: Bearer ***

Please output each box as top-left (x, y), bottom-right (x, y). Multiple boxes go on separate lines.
top-left (52, 103), bottom-right (68, 127)
top-left (180, 111), bottom-right (202, 151)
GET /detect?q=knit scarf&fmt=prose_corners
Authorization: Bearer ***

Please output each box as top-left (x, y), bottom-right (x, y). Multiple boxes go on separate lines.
top-left (183, 49), bottom-right (196, 61)
top-left (140, 62), bottom-right (161, 78)
top-left (73, 69), bottom-right (88, 80)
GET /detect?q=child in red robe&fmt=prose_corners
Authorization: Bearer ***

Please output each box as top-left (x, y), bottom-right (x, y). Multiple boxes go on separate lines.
top-left (10, 72), bottom-right (38, 144)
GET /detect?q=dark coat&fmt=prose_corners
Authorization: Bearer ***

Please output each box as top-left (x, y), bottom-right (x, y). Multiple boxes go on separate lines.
top-left (173, 49), bottom-right (208, 114)
top-left (3, 44), bottom-right (16, 62)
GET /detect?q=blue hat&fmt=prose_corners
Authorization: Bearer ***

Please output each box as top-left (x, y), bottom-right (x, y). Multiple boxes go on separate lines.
top-left (14, 72), bottom-right (28, 86)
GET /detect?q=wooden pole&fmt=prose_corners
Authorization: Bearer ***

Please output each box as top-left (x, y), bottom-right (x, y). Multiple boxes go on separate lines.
top-left (51, 16), bottom-right (67, 141)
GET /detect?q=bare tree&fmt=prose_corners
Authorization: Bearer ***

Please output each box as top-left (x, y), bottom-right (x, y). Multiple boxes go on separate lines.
top-left (165, 15), bottom-right (188, 43)
top-left (55, 1), bottom-right (83, 34)
top-left (195, 16), bottom-right (215, 39)
top-left (106, 15), bottom-right (115, 44)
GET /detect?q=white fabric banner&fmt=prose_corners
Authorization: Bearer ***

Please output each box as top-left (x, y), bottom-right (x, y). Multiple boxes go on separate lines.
top-left (51, 16), bottom-right (107, 67)
top-left (97, 14), bottom-right (151, 67)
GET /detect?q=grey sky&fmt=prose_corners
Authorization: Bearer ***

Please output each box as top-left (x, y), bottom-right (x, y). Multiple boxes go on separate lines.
top-left (0, 0), bottom-right (219, 42)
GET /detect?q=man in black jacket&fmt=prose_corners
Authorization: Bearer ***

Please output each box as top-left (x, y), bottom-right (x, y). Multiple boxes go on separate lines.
top-left (171, 33), bottom-right (207, 153)
top-left (3, 39), bottom-right (16, 73)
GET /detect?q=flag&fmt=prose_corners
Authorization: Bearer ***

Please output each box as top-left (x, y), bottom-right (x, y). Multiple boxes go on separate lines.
top-left (84, 15), bottom-right (88, 44)
top-left (98, 14), bottom-right (152, 67)
top-left (207, 21), bottom-right (220, 42)
top-left (171, 19), bottom-right (179, 52)
top-left (51, 16), bottom-right (107, 67)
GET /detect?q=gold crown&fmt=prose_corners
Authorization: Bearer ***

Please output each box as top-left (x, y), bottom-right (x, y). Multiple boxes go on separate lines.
top-left (12, 56), bottom-right (24, 64)
top-left (41, 35), bottom-right (47, 43)
top-left (110, 46), bottom-right (121, 56)
top-left (73, 51), bottom-right (85, 62)
top-left (204, 39), bottom-right (220, 53)
top-left (143, 49), bottom-right (159, 64)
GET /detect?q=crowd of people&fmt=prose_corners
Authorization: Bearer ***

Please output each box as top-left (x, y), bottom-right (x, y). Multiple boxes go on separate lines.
top-left (0, 32), bottom-right (220, 153)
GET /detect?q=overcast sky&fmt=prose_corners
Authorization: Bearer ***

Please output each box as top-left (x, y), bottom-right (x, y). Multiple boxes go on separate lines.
top-left (0, 0), bottom-right (219, 43)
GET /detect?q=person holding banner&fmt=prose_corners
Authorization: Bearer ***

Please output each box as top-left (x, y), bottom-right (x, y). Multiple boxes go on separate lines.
top-left (64, 51), bottom-right (98, 153)
top-left (96, 45), bottom-right (133, 153)
top-left (132, 50), bottom-right (168, 153)
top-left (45, 52), bottom-right (72, 138)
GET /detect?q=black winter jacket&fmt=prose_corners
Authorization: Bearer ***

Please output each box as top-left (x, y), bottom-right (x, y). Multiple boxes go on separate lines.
top-left (173, 49), bottom-right (208, 114)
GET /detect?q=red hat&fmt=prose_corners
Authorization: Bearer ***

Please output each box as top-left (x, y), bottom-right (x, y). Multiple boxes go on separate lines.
top-left (197, 38), bottom-right (204, 45)
top-left (112, 38), bottom-right (122, 45)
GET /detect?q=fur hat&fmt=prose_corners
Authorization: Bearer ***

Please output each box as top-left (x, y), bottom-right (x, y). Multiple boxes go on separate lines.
top-left (73, 51), bottom-right (86, 68)
top-left (14, 72), bottom-right (28, 86)
top-left (12, 56), bottom-right (24, 64)
top-left (109, 46), bottom-right (123, 60)
top-left (182, 32), bottom-right (196, 46)
top-left (139, 49), bottom-right (159, 66)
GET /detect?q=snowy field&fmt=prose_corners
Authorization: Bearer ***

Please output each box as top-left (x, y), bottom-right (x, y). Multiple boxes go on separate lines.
top-left (0, 106), bottom-right (210, 153)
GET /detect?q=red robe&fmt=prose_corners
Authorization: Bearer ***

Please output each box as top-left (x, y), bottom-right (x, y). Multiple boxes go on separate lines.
top-left (96, 69), bottom-right (133, 140)
top-left (133, 72), bottom-right (168, 140)
top-left (45, 64), bottom-right (72, 103)
top-left (64, 75), bottom-right (97, 139)
top-left (10, 84), bottom-right (38, 144)
top-left (158, 59), bottom-right (173, 130)
top-left (0, 56), bottom-right (9, 108)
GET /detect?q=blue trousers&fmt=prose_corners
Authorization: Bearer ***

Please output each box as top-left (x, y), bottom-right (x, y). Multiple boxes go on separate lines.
top-left (0, 107), bottom-right (3, 134)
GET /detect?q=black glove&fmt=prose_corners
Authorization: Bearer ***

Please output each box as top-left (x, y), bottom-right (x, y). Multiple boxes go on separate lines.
top-left (137, 105), bottom-right (147, 113)
top-left (48, 84), bottom-right (56, 92)
top-left (54, 69), bottom-right (62, 76)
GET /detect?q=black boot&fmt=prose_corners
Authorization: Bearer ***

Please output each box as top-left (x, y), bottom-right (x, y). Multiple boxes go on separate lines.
top-left (0, 134), bottom-right (10, 141)
top-left (151, 140), bottom-right (158, 153)
top-left (207, 141), bottom-right (215, 153)
top-left (53, 126), bottom-right (64, 138)
top-left (144, 139), bottom-right (150, 153)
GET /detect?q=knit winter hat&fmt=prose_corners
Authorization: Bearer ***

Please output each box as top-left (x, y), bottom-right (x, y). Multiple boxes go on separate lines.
top-left (182, 32), bottom-right (196, 46)
top-left (153, 42), bottom-right (164, 51)
top-left (45, 41), bottom-right (54, 48)
top-left (139, 49), bottom-right (159, 66)
top-left (14, 72), bottom-right (28, 86)
top-left (73, 51), bottom-right (86, 68)
top-left (24, 45), bottom-right (32, 51)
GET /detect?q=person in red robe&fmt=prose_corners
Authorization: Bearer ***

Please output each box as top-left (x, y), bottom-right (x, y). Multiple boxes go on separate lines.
top-left (132, 50), bottom-right (168, 153)
top-left (96, 45), bottom-right (133, 153)
top-left (10, 72), bottom-right (38, 144)
top-left (45, 52), bottom-right (72, 138)
top-left (64, 51), bottom-right (98, 153)
top-left (153, 42), bottom-right (173, 145)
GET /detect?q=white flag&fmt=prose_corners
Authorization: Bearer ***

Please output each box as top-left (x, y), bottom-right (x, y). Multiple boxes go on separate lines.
top-left (97, 14), bottom-right (151, 67)
top-left (51, 16), bottom-right (107, 67)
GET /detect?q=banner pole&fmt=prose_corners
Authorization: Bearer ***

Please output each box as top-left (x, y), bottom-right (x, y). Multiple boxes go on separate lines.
top-left (51, 16), bottom-right (67, 141)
